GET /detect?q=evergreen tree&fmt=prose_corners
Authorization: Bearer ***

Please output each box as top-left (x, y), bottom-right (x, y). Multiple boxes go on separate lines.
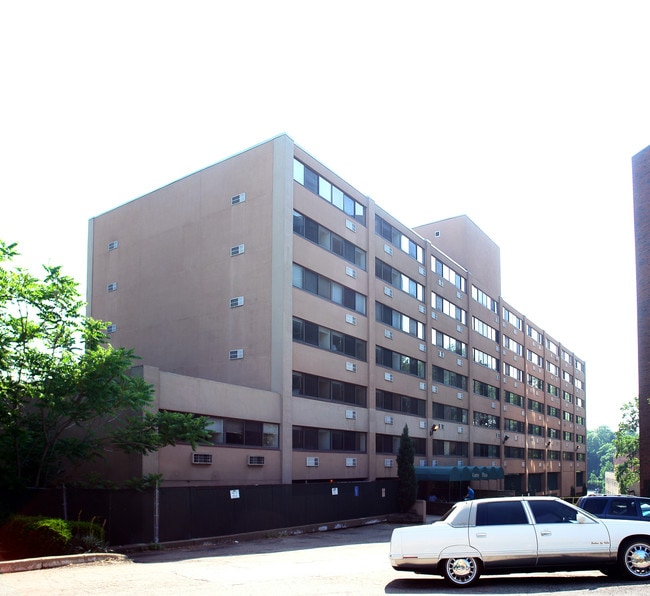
top-left (396, 424), bottom-right (418, 513)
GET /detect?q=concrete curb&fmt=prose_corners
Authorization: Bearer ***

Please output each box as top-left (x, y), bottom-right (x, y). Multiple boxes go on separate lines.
top-left (0, 552), bottom-right (128, 574)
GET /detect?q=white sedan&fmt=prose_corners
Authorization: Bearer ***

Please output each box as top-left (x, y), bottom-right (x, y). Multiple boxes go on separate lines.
top-left (389, 496), bottom-right (650, 587)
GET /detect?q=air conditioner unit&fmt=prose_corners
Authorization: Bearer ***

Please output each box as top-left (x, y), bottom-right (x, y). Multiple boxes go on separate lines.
top-left (419, 459), bottom-right (427, 467)
top-left (345, 313), bottom-right (357, 325)
top-left (384, 459), bottom-right (394, 468)
top-left (457, 426), bottom-right (463, 434)
top-left (384, 244), bottom-right (393, 255)
top-left (229, 349), bottom-right (244, 360)
top-left (108, 240), bottom-right (119, 251)
top-left (419, 421), bottom-right (427, 429)
top-left (385, 372), bottom-right (393, 382)
top-left (107, 282), bottom-right (118, 292)
top-left (345, 266), bottom-right (357, 278)
top-left (345, 457), bottom-right (357, 467)
top-left (345, 361), bottom-right (357, 372)
top-left (230, 296), bottom-right (244, 308)
top-left (231, 192), bottom-right (246, 205)
top-left (384, 329), bottom-right (393, 339)
top-left (431, 460), bottom-right (438, 466)
top-left (345, 219), bottom-right (356, 232)
top-left (106, 324), bottom-right (117, 334)
top-left (230, 244), bottom-right (245, 256)
top-left (191, 453), bottom-right (212, 465)
top-left (346, 410), bottom-right (357, 420)
top-left (306, 457), bottom-right (319, 467)
top-left (457, 460), bottom-right (463, 467)
top-left (384, 286), bottom-right (393, 297)
top-left (384, 415), bottom-right (394, 425)
top-left (247, 455), bottom-right (265, 466)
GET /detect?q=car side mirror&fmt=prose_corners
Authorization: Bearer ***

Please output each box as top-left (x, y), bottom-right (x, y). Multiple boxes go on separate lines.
top-left (576, 513), bottom-right (587, 524)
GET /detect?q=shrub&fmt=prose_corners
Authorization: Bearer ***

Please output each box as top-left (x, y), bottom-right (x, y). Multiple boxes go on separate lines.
top-left (0, 515), bottom-right (71, 559)
top-left (0, 515), bottom-right (108, 559)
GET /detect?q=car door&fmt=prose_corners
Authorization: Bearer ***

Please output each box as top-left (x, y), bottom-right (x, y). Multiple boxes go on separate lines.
top-left (528, 500), bottom-right (611, 565)
top-left (469, 501), bottom-right (538, 569)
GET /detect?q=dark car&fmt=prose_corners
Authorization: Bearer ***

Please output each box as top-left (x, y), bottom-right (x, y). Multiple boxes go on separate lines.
top-left (577, 494), bottom-right (650, 521)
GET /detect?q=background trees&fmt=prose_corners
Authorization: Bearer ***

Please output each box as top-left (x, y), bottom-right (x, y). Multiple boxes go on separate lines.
top-left (0, 240), bottom-right (210, 489)
top-left (613, 398), bottom-right (640, 494)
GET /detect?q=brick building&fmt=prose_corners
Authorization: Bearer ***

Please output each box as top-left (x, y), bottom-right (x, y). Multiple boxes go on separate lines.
top-left (86, 134), bottom-right (587, 496)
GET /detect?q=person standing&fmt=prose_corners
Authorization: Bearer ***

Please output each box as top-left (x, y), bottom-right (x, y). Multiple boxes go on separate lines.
top-left (464, 485), bottom-right (474, 500)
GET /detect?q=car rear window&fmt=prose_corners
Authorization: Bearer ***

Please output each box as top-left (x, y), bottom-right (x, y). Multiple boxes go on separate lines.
top-left (476, 501), bottom-right (528, 526)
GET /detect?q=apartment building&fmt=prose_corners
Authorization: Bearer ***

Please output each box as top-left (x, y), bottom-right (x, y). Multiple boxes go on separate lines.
top-left (87, 134), bottom-right (587, 496)
top-left (633, 144), bottom-right (650, 497)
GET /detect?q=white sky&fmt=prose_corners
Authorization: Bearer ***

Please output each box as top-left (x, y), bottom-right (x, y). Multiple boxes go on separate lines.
top-left (1, 1), bottom-right (648, 431)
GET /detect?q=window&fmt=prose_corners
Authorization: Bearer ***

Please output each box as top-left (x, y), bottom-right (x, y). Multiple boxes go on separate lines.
top-left (377, 433), bottom-right (426, 455)
top-left (528, 399), bottom-right (543, 413)
top-left (528, 500), bottom-right (580, 524)
top-left (432, 439), bottom-right (468, 457)
top-left (432, 365), bottom-right (468, 390)
top-left (476, 501), bottom-right (528, 526)
top-left (293, 317), bottom-right (367, 361)
top-left (473, 317), bottom-right (499, 342)
top-left (527, 325), bottom-right (542, 343)
top-left (548, 427), bottom-right (560, 439)
top-left (546, 361), bottom-right (559, 376)
top-left (502, 307), bottom-right (523, 330)
top-left (431, 256), bottom-right (466, 291)
top-left (473, 411), bottom-right (499, 429)
top-left (527, 374), bottom-right (543, 390)
top-left (376, 259), bottom-right (424, 301)
top-left (432, 293), bottom-right (467, 324)
top-left (504, 391), bottom-right (524, 407)
top-left (471, 285), bottom-right (497, 313)
top-left (527, 349), bottom-right (543, 367)
top-left (294, 211), bottom-right (366, 269)
top-left (528, 424), bottom-right (543, 437)
top-left (503, 363), bottom-right (523, 381)
top-left (547, 405), bottom-right (560, 418)
top-left (432, 403), bottom-right (469, 424)
top-left (546, 338), bottom-right (558, 355)
top-left (293, 264), bottom-right (366, 315)
top-left (473, 443), bottom-right (501, 458)
top-left (376, 346), bottom-right (425, 378)
top-left (473, 348), bottom-right (499, 370)
top-left (293, 159), bottom-right (366, 225)
top-left (473, 380), bottom-right (500, 401)
top-left (432, 330), bottom-right (467, 357)
top-left (377, 302), bottom-right (425, 340)
top-left (505, 418), bottom-right (525, 433)
top-left (292, 425), bottom-right (367, 452)
top-left (293, 371), bottom-right (367, 406)
top-left (376, 215), bottom-right (424, 264)
top-left (376, 390), bottom-right (425, 416)
top-left (208, 417), bottom-right (279, 448)
top-left (502, 335), bottom-right (523, 355)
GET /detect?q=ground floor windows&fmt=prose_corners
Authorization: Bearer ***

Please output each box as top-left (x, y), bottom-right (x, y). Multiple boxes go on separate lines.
top-left (292, 426), bottom-right (366, 452)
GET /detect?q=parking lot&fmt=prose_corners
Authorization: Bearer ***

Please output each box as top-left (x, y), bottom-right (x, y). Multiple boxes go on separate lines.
top-left (0, 520), bottom-right (644, 595)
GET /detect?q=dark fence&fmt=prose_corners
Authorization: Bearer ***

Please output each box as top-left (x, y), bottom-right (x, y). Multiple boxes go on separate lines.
top-left (2, 480), bottom-right (399, 546)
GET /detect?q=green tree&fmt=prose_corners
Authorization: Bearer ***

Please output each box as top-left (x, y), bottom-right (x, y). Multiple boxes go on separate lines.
top-left (613, 398), bottom-right (640, 494)
top-left (586, 425), bottom-right (615, 493)
top-left (396, 424), bottom-right (418, 513)
top-left (0, 240), bottom-right (211, 488)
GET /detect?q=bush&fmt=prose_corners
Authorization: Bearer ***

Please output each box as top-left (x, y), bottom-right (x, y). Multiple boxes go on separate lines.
top-left (0, 515), bottom-right (108, 560)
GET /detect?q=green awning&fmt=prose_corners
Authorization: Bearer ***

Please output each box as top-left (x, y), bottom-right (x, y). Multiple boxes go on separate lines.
top-left (415, 465), bottom-right (504, 482)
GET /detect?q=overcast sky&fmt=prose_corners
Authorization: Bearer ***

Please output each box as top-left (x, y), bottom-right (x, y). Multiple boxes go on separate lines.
top-left (2, 1), bottom-right (648, 430)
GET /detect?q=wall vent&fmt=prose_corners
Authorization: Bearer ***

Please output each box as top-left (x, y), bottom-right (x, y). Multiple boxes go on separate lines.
top-left (383, 286), bottom-right (393, 297)
top-left (229, 349), bottom-right (244, 360)
top-left (247, 455), bottom-right (265, 466)
top-left (419, 421), bottom-right (427, 429)
top-left (418, 304), bottom-right (426, 314)
top-left (107, 282), bottom-right (118, 292)
top-left (384, 372), bottom-right (393, 382)
top-left (192, 453), bottom-right (212, 465)
top-left (230, 244), bottom-right (245, 256)
top-left (345, 219), bottom-right (357, 232)
top-left (345, 313), bottom-right (357, 325)
top-left (108, 240), bottom-right (119, 251)
top-left (306, 457), bottom-right (319, 467)
top-left (384, 415), bottom-right (394, 425)
top-left (231, 192), bottom-right (246, 205)
top-left (230, 296), bottom-right (244, 308)
top-left (384, 459), bottom-right (394, 468)
top-left (345, 409), bottom-right (357, 420)
top-left (345, 457), bottom-right (357, 467)
top-left (106, 324), bottom-right (117, 334)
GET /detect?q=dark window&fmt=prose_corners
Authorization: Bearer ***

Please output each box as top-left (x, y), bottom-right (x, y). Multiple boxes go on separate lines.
top-left (476, 501), bottom-right (528, 526)
top-left (529, 500), bottom-right (579, 524)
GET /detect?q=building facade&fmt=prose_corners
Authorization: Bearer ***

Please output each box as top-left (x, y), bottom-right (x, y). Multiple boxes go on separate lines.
top-left (87, 134), bottom-right (587, 495)
top-left (633, 144), bottom-right (650, 497)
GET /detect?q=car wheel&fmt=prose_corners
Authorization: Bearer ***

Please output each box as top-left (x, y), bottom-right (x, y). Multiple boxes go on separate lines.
top-left (442, 557), bottom-right (481, 587)
top-left (618, 539), bottom-right (650, 580)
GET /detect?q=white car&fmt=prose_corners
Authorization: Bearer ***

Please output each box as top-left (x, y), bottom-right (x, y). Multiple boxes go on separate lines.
top-left (389, 496), bottom-right (650, 587)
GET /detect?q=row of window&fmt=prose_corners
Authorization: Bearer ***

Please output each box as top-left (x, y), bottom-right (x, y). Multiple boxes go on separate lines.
top-left (202, 416), bottom-right (585, 458)
top-left (293, 159), bottom-right (366, 224)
